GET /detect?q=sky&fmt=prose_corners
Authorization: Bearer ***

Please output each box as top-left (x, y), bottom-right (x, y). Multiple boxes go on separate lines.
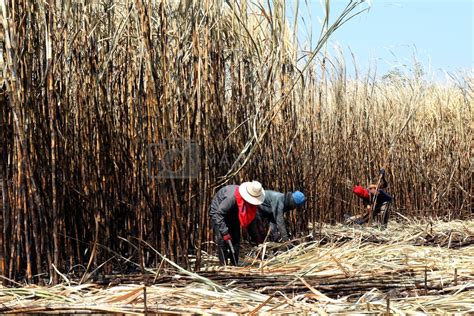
top-left (292, 0), bottom-right (473, 79)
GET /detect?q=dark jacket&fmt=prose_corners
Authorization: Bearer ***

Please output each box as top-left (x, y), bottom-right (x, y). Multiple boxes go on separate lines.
top-left (362, 174), bottom-right (392, 209)
top-left (362, 190), bottom-right (393, 208)
top-left (209, 185), bottom-right (239, 236)
top-left (257, 190), bottom-right (295, 241)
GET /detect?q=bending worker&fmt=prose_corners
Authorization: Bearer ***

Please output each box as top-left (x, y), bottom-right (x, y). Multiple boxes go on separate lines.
top-left (352, 169), bottom-right (393, 227)
top-left (209, 181), bottom-right (265, 265)
top-left (251, 190), bottom-right (306, 243)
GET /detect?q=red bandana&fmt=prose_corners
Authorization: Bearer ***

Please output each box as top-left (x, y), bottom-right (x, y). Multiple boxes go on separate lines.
top-left (234, 187), bottom-right (257, 228)
top-left (353, 185), bottom-right (370, 200)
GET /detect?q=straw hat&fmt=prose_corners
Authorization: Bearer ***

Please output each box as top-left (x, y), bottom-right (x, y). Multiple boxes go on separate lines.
top-left (239, 181), bottom-right (265, 205)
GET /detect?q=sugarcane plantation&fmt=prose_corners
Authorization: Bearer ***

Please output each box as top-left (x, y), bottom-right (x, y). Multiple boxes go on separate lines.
top-left (0, 0), bottom-right (472, 314)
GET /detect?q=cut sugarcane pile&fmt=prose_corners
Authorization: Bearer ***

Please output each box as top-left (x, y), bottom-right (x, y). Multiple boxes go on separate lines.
top-left (309, 218), bottom-right (474, 248)
top-left (0, 282), bottom-right (472, 314)
top-left (0, 219), bottom-right (472, 314)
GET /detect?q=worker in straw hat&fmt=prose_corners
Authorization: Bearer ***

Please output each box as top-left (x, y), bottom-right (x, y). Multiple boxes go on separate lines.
top-left (209, 181), bottom-right (265, 265)
top-left (352, 169), bottom-right (393, 227)
top-left (249, 190), bottom-right (306, 243)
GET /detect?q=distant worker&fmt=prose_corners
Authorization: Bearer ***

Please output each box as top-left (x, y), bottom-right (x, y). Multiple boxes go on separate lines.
top-left (352, 169), bottom-right (393, 227)
top-left (209, 181), bottom-right (265, 265)
top-left (250, 190), bottom-right (306, 243)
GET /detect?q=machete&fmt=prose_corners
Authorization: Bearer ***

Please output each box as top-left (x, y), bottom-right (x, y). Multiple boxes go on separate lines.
top-left (227, 240), bottom-right (237, 265)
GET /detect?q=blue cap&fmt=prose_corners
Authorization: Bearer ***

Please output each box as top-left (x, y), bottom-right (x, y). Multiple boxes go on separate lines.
top-left (292, 191), bottom-right (306, 206)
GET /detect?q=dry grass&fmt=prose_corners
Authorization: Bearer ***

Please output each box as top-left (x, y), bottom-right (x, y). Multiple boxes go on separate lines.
top-left (0, 219), bottom-right (472, 314)
top-left (0, 283), bottom-right (472, 314)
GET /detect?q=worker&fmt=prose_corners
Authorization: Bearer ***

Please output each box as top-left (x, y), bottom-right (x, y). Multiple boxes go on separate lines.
top-left (249, 190), bottom-right (306, 243)
top-left (209, 181), bottom-right (265, 265)
top-left (352, 169), bottom-right (393, 227)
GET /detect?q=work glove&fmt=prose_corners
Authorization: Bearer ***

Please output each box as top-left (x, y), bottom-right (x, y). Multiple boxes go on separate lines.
top-left (379, 168), bottom-right (385, 176)
top-left (223, 233), bottom-right (232, 242)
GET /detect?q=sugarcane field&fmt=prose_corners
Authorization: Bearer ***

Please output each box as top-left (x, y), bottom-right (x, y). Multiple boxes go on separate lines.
top-left (0, 0), bottom-right (472, 315)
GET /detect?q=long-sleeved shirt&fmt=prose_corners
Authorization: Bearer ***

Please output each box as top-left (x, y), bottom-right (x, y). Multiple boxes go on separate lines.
top-left (209, 185), bottom-right (239, 236)
top-left (362, 190), bottom-right (393, 208)
top-left (257, 190), bottom-right (295, 241)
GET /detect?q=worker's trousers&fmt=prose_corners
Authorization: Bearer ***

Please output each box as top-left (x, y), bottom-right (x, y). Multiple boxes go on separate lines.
top-left (359, 201), bottom-right (392, 227)
top-left (212, 220), bottom-right (240, 266)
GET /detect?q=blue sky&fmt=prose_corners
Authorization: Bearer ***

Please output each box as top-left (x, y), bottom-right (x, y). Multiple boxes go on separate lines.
top-left (292, 0), bottom-right (473, 79)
